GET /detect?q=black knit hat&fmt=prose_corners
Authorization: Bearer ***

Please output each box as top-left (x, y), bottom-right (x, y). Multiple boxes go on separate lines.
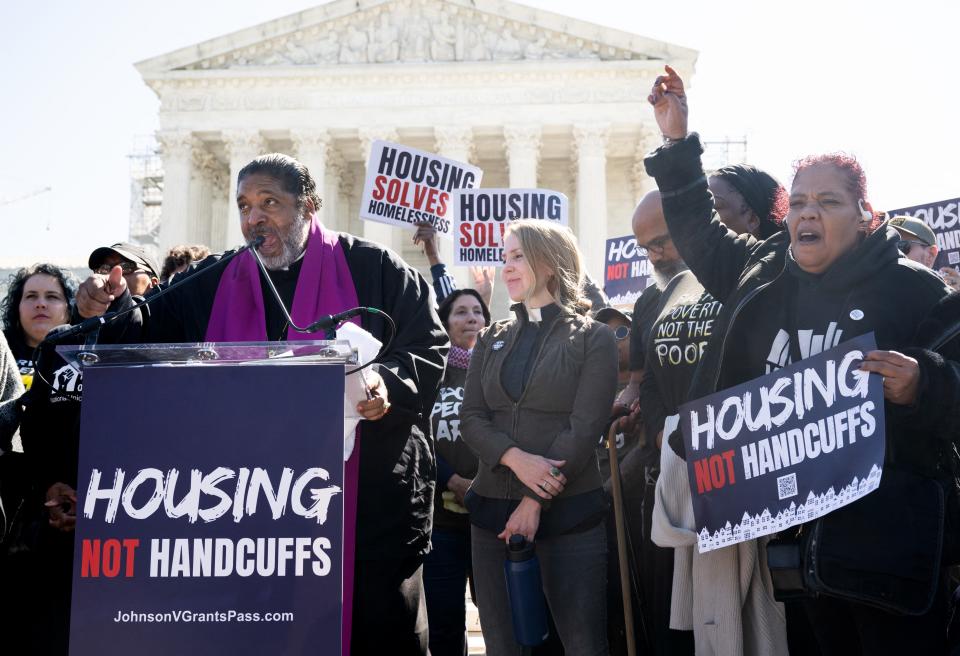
top-left (713, 165), bottom-right (785, 239)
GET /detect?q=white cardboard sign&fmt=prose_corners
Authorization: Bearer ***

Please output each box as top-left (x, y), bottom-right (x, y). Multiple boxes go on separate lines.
top-left (452, 188), bottom-right (569, 266)
top-left (359, 140), bottom-right (482, 237)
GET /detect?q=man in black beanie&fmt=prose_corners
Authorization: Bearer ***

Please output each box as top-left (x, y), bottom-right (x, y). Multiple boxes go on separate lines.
top-left (709, 164), bottom-right (788, 239)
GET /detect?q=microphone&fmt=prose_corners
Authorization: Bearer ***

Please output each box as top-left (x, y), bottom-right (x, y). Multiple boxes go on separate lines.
top-left (42, 235), bottom-right (266, 346)
top-left (304, 308), bottom-right (366, 334)
top-left (41, 313), bottom-right (118, 346)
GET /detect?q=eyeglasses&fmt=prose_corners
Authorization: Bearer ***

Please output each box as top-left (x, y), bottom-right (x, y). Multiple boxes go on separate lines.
top-left (95, 263), bottom-right (149, 276)
top-left (897, 240), bottom-right (928, 255)
top-left (613, 325), bottom-right (631, 341)
top-left (638, 234), bottom-right (672, 255)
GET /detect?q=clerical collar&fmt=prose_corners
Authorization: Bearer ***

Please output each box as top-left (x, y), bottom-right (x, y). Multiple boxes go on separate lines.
top-left (511, 303), bottom-right (560, 325)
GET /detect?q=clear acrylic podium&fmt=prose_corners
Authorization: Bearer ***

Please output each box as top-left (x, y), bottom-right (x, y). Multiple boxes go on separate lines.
top-left (57, 339), bottom-right (358, 370)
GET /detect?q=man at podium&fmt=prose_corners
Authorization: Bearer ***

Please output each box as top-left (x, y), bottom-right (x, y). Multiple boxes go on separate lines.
top-left (74, 153), bottom-right (448, 655)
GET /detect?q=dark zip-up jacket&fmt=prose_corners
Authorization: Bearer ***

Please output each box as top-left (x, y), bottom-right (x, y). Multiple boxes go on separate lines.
top-left (91, 233), bottom-right (448, 560)
top-left (896, 293), bottom-right (960, 476)
top-left (899, 292), bottom-right (960, 559)
top-left (460, 303), bottom-right (618, 503)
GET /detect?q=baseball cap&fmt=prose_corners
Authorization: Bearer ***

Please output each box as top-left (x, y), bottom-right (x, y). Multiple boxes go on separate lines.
top-left (888, 215), bottom-right (937, 248)
top-left (88, 242), bottom-right (161, 279)
top-left (594, 306), bottom-right (633, 324)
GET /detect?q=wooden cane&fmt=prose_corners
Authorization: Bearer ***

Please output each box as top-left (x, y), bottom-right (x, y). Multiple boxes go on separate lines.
top-left (607, 419), bottom-right (637, 656)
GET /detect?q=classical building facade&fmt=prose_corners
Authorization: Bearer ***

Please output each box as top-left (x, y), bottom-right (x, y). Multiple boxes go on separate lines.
top-left (135, 0), bottom-right (697, 314)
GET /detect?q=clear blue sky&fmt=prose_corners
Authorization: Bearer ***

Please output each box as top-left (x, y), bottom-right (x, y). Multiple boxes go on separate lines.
top-left (2, 0), bottom-right (957, 265)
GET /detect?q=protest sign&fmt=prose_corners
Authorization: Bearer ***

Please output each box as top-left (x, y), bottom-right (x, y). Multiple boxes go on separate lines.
top-left (679, 333), bottom-right (885, 553)
top-left (887, 197), bottom-right (960, 269)
top-left (70, 364), bottom-right (345, 655)
top-left (452, 188), bottom-right (568, 266)
top-left (603, 235), bottom-right (652, 308)
top-left (360, 140), bottom-right (482, 237)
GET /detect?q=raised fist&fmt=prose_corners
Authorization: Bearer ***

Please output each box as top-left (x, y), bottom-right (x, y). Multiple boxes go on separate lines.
top-left (648, 64), bottom-right (689, 141)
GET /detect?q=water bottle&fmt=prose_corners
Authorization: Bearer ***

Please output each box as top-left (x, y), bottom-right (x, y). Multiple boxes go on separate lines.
top-left (503, 534), bottom-right (549, 647)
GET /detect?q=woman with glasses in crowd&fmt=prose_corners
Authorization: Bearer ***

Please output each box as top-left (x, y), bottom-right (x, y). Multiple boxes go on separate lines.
top-left (645, 65), bottom-right (951, 655)
top-left (461, 219), bottom-right (618, 655)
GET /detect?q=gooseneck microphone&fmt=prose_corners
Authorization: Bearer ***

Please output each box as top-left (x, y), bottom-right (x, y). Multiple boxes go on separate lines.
top-left (42, 235), bottom-right (266, 346)
top-left (247, 243), bottom-right (396, 375)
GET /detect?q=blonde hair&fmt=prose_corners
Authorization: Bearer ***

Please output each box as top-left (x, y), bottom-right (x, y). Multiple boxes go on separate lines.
top-left (505, 219), bottom-right (590, 313)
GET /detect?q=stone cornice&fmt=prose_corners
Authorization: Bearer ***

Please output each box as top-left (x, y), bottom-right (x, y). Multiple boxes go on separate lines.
top-left (144, 57), bottom-right (677, 88)
top-left (149, 62), bottom-right (676, 114)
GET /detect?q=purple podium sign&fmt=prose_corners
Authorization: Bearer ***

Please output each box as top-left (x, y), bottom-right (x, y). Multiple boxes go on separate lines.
top-left (69, 364), bottom-right (345, 655)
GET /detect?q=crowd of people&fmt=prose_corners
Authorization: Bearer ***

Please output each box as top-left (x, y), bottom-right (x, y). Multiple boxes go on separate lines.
top-left (0, 66), bottom-right (958, 656)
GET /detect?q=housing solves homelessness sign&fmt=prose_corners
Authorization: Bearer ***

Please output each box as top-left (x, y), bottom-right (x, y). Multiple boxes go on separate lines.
top-left (888, 197), bottom-right (960, 269)
top-left (452, 188), bottom-right (568, 265)
top-left (70, 364), bottom-right (345, 655)
top-left (603, 235), bottom-right (653, 308)
top-left (360, 140), bottom-right (482, 237)
top-left (680, 333), bottom-right (885, 553)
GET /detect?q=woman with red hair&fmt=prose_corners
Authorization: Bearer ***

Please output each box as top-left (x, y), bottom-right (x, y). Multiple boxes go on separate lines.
top-left (645, 66), bottom-right (952, 655)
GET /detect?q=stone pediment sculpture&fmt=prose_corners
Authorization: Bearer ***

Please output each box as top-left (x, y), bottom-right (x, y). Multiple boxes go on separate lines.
top-left (135, 0), bottom-right (696, 74)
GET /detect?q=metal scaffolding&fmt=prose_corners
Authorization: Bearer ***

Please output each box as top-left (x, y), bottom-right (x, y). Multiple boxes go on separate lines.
top-left (128, 135), bottom-right (163, 255)
top-left (702, 136), bottom-right (749, 171)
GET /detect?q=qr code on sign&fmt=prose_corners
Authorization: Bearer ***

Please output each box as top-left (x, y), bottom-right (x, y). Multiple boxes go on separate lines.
top-left (777, 473), bottom-right (798, 500)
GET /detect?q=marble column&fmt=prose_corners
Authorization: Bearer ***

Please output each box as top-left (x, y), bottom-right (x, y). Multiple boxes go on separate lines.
top-left (204, 161), bottom-right (230, 252)
top-left (433, 126), bottom-right (476, 289)
top-left (157, 129), bottom-right (196, 253)
top-left (632, 125), bottom-right (661, 204)
top-left (573, 123), bottom-right (610, 284)
top-left (324, 148), bottom-right (345, 234)
top-left (223, 129), bottom-right (268, 248)
top-left (488, 124), bottom-right (545, 318)
top-left (290, 128), bottom-right (331, 226)
top-left (504, 124), bottom-right (541, 189)
top-left (358, 126), bottom-right (398, 251)
top-left (188, 146), bottom-right (218, 246)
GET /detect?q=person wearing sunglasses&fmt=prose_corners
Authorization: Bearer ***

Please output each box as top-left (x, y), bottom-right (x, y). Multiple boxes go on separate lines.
top-left (87, 242), bottom-right (161, 297)
top-left (886, 216), bottom-right (960, 292)
top-left (889, 215), bottom-right (939, 268)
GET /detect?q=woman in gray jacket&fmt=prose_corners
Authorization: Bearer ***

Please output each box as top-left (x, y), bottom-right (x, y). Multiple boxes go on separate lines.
top-left (461, 219), bottom-right (618, 656)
